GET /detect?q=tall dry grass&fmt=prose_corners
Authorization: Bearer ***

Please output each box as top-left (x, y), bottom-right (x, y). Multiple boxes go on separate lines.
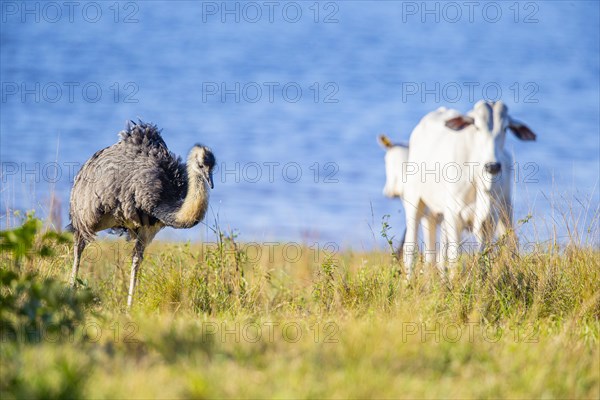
top-left (1, 203), bottom-right (598, 398)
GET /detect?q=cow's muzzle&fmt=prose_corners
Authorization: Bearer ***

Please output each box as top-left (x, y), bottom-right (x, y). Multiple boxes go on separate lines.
top-left (485, 162), bottom-right (501, 175)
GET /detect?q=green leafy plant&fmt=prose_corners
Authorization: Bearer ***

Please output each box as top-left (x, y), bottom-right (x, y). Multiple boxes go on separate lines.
top-left (380, 214), bottom-right (397, 261)
top-left (0, 212), bottom-right (71, 269)
top-left (313, 257), bottom-right (337, 312)
top-left (0, 214), bottom-right (93, 343)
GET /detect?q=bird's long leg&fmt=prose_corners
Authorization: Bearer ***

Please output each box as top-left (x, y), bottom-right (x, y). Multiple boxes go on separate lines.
top-left (69, 233), bottom-right (86, 287)
top-left (126, 226), bottom-right (159, 309)
top-left (127, 233), bottom-right (146, 309)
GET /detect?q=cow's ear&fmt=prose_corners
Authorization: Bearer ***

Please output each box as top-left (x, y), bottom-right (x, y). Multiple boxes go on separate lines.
top-left (509, 121), bottom-right (536, 141)
top-left (445, 116), bottom-right (474, 130)
top-left (378, 134), bottom-right (394, 149)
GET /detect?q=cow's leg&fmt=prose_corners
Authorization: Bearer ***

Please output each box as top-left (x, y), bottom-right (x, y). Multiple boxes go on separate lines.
top-left (443, 211), bottom-right (462, 279)
top-left (396, 228), bottom-right (407, 261)
top-left (402, 198), bottom-right (424, 280)
top-left (438, 215), bottom-right (449, 275)
top-left (422, 213), bottom-right (437, 266)
top-left (473, 191), bottom-right (493, 252)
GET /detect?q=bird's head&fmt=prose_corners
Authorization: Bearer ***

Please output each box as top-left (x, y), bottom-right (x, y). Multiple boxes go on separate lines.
top-left (189, 145), bottom-right (216, 189)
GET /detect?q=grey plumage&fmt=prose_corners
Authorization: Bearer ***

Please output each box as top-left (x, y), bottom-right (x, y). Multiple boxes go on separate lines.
top-left (68, 120), bottom-right (215, 308)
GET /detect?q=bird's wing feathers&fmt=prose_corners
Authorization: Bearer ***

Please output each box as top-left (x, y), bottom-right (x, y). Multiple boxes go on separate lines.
top-left (70, 121), bottom-right (189, 235)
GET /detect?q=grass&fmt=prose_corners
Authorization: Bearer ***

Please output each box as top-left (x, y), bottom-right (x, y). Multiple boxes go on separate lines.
top-left (1, 214), bottom-right (599, 399)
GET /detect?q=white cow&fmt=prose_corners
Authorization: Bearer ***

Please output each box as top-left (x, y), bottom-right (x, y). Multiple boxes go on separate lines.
top-left (378, 134), bottom-right (440, 264)
top-left (379, 129), bottom-right (509, 267)
top-left (378, 135), bottom-right (410, 199)
top-left (400, 100), bottom-right (536, 278)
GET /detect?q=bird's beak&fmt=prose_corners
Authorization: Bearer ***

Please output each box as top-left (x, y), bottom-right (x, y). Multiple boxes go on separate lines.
top-left (204, 171), bottom-right (214, 189)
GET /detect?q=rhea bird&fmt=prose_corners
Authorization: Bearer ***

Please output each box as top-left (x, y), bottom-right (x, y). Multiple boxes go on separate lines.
top-left (68, 120), bottom-right (215, 308)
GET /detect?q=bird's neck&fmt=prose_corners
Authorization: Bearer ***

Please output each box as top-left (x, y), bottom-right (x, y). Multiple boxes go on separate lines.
top-left (173, 165), bottom-right (209, 227)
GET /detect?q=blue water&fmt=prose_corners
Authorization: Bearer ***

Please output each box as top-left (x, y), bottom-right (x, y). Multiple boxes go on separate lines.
top-left (1, 1), bottom-right (599, 249)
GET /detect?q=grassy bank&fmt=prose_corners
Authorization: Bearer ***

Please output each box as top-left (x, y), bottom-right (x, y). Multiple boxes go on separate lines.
top-left (1, 216), bottom-right (599, 398)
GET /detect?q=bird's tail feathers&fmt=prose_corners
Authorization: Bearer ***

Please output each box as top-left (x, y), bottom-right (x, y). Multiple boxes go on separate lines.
top-left (118, 119), bottom-right (165, 147)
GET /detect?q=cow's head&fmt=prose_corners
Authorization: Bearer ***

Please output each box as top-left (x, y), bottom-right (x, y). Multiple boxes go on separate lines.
top-left (445, 100), bottom-right (536, 179)
top-left (445, 101), bottom-right (500, 177)
top-left (378, 134), bottom-right (409, 198)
